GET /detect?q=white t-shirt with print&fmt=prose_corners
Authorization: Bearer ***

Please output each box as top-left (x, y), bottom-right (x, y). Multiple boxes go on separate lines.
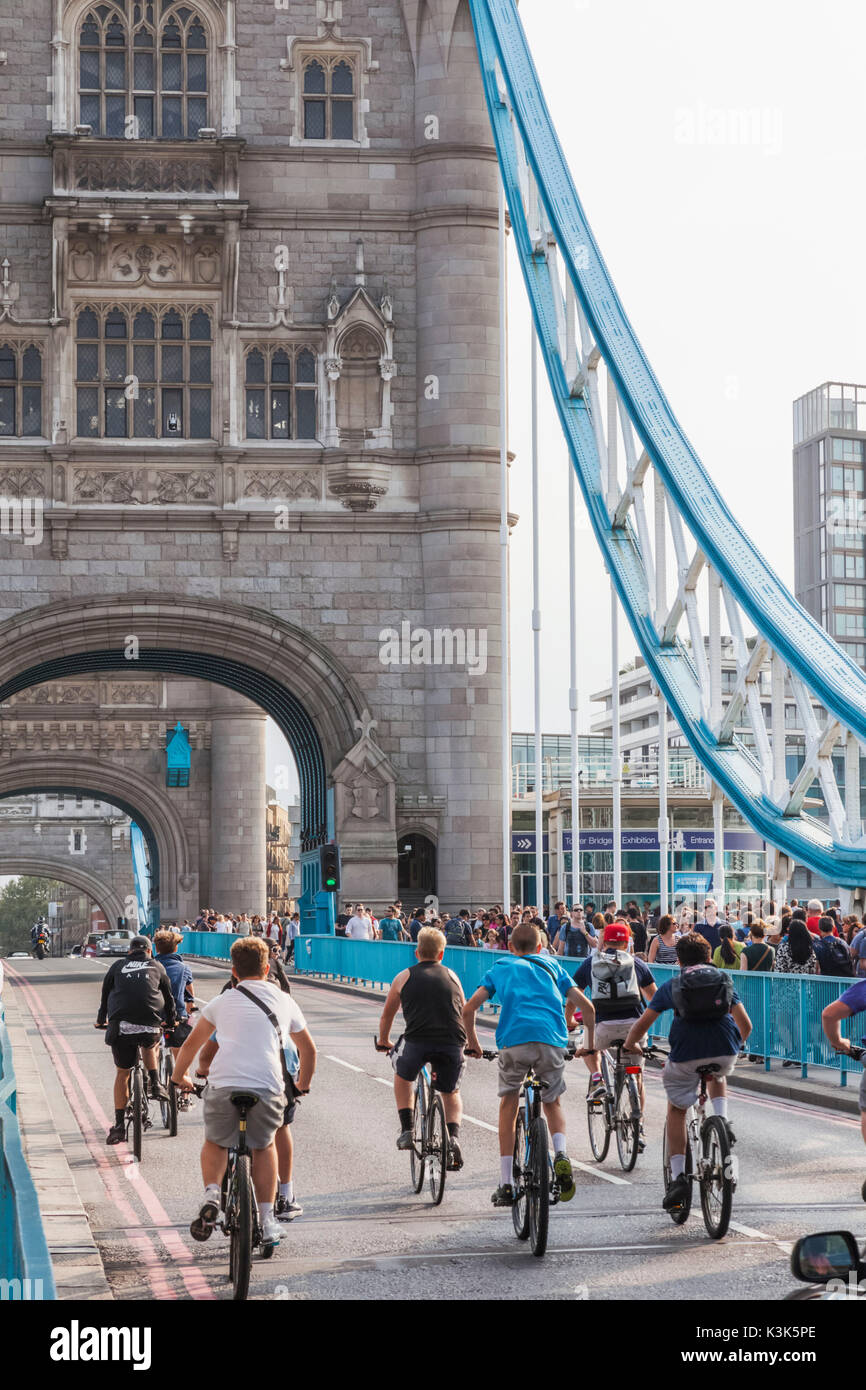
top-left (201, 979), bottom-right (306, 1093)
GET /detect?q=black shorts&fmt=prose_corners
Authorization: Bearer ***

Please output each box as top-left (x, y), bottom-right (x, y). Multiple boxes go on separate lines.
top-left (164, 1020), bottom-right (192, 1049)
top-left (106, 1023), bottom-right (160, 1070)
top-left (392, 1037), bottom-right (465, 1094)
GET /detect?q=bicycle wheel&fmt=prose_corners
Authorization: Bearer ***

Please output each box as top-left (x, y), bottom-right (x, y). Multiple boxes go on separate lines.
top-left (512, 1109), bottom-right (530, 1240)
top-left (410, 1073), bottom-right (427, 1194)
top-left (131, 1062), bottom-right (143, 1161)
top-left (427, 1091), bottom-right (448, 1206)
top-left (662, 1117), bottom-right (692, 1225)
top-left (615, 1074), bottom-right (641, 1172)
top-left (699, 1116), bottom-right (733, 1240)
top-left (528, 1116), bottom-right (550, 1257)
top-left (587, 1089), bottom-right (611, 1162)
top-left (159, 1047), bottom-right (177, 1136)
top-left (229, 1153), bottom-right (255, 1301)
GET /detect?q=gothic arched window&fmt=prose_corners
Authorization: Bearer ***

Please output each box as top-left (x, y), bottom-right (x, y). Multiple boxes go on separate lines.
top-left (0, 343), bottom-right (43, 438)
top-left (244, 346), bottom-right (318, 441)
top-left (75, 304), bottom-right (212, 439)
top-left (302, 57), bottom-right (355, 140)
top-left (78, 3), bottom-right (209, 139)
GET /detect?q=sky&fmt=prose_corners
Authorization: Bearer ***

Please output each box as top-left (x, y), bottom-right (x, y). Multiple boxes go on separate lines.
top-left (506, 0), bottom-right (866, 734)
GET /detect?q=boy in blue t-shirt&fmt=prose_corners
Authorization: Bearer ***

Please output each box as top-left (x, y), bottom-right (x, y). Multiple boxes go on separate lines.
top-left (822, 978), bottom-right (866, 1197)
top-left (624, 933), bottom-right (751, 1214)
top-left (463, 921), bottom-right (594, 1209)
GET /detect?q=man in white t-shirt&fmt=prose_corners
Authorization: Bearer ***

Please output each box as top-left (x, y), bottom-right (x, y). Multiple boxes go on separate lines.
top-left (172, 935), bottom-right (316, 1249)
top-left (346, 905), bottom-right (374, 940)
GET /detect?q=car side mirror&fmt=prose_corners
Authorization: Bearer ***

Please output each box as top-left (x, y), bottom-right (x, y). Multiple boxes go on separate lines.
top-left (790, 1231), bottom-right (862, 1283)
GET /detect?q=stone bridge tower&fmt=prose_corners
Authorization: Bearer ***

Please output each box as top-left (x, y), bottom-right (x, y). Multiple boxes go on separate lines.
top-left (0, 0), bottom-right (504, 913)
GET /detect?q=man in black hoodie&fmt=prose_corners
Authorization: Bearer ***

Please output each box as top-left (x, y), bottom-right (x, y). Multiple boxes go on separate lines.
top-left (95, 936), bottom-right (177, 1145)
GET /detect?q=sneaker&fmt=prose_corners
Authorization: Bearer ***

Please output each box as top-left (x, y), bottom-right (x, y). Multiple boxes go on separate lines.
top-left (554, 1153), bottom-right (575, 1202)
top-left (587, 1074), bottom-right (605, 1101)
top-left (106, 1122), bottom-right (125, 1146)
top-left (260, 1214), bottom-right (282, 1246)
top-left (190, 1195), bottom-right (220, 1242)
top-left (663, 1173), bottom-right (690, 1211)
top-left (637, 1126), bottom-right (646, 1155)
top-left (396, 1129), bottom-right (414, 1151)
top-left (491, 1183), bottom-right (514, 1207)
top-left (447, 1138), bottom-right (464, 1171)
top-left (148, 1079), bottom-right (168, 1101)
top-left (275, 1195), bottom-right (303, 1221)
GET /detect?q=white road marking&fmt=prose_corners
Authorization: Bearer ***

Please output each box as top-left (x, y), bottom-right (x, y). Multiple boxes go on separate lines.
top-left (729, 1220), bottom-right (770, 1239)
top-left (571, 1160), bottom-right (631, 1187)
top-left (462, 1115), bottom-right (497, 1133)
top-left (372, 1077), bottom-right (391, 1086)
top-left (325, 1055), bottom-right (363, 1073)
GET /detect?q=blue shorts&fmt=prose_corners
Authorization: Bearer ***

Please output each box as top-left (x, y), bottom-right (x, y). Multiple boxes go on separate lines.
top-left (391, 1037), bottom-right (465, 1093)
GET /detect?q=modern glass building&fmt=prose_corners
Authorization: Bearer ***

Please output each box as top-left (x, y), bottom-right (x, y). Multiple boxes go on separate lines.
top-left (794, 381), bottom-right (866, 668)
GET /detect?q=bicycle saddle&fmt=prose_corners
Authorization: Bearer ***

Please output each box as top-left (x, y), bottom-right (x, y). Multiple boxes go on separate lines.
top-left (696, 1064), bottom-right (721, 1075)
top-left (230, 1092), bottom-right (260, 1109)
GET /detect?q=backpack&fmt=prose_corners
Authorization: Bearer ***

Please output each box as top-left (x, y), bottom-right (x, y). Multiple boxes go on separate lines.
top-left (563, 924), bottom-right (588, 959)
top-left (671, 964), bottom-right (734, 1020)
top-left (819, 936), bottom-right (854, 977)
top-left (445, 919), bottom-right (467, 947)
top-left (590, 949), bottom-right (640, 1006)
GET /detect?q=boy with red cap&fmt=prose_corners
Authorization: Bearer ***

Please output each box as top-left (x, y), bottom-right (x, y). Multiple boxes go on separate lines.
top-left (572, 922), bottom-right (657, 1126)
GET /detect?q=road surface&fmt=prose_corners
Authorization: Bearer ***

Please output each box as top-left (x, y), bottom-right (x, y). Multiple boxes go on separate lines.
top-left (6, 956), bottom-right (865, 1301)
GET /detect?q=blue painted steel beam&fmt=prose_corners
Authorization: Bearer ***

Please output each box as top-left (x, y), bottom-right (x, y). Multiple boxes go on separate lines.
top-left (469, 0), bottom-right (866, 886)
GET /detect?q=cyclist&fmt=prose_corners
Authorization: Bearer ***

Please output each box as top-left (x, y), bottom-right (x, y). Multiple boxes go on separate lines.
top-left (94, 935), bottom-right (177, 1145)
top-left (152, 928), bottom-right (196, 1109)
top-left (623, 933), bottom-right (751, 1213)
top-left (463, 920), bottom-right (594, 1208)
top-left (574, 920), bottom-right (656, 1145)
top-left (195, 952), bottom-right (311, 1225)
top-left (377, 925), bottom-right (467, 1169)
top-left (821, 977), bottom-right (866, 1186)
top-left (172, 936), bottom-right (316, 1250)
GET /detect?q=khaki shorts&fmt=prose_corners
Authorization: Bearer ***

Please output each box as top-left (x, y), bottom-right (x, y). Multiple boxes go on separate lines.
top-left (593, 1019), bottom-right (643, 1061)
top-left (497, 1042), bottom-right (566, 1101)
top-left (662, 1055), bottom-right (736, 1111)
top-left (203, 1086), bottom-right (286, 1149)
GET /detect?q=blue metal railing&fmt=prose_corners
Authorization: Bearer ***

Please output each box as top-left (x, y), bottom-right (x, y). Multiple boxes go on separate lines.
top-left (0, 1003), bottom-right (56, 1297)
top-left (293, 938), bottom-right (865, 1082)
top-left (176, 931), bottom-right (235, 960)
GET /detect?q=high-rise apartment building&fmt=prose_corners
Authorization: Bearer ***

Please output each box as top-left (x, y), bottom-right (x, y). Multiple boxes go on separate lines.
top-left (794, 382), bottom-right (866, 667)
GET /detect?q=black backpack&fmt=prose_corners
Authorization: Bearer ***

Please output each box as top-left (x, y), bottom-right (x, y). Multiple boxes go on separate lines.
top-left (445, 919), bottom-right (467, 947)
top-left (819, 936), bottom-right (854, 977)
top-left (563, 924), bottom-right (588, 958)
top-left (671, 965), bottom-right (734, 1021)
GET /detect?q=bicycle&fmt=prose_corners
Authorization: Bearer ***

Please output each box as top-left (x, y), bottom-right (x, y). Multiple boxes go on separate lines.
top-left (374, 1037), bottom-right (495, 1205)
top-left (660, 1055), bottom-right (736, 1240)
top-left (194, 1088), bottom-right (273, 1300)
top-left (157, 1029), bottom-right (178, 1137)
top-left (126, 1045), bottom-right (154, 1162)
top-left (584, 1038), bottom-right (645, 1171)
top-left (488, 1042), bottom-right (576, 1258)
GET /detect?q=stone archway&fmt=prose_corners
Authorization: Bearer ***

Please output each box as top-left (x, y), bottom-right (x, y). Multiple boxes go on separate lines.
top-left (0, 758), bottom-right (194, 922)
top-left (0, 594), bottom-right (399, 902)
top-left (0, 855), bottom-right (124, 929)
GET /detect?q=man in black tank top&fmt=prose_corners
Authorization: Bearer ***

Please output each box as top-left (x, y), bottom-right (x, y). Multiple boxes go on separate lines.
top-left (377, 924), bottom-right (467, 1169)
